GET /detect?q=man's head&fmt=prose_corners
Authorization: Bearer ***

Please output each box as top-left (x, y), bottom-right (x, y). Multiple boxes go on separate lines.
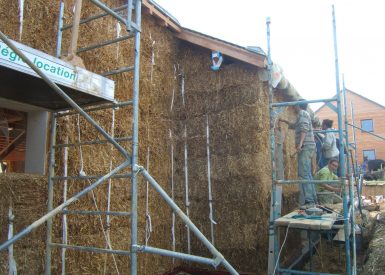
top-left (322, 119), bottom-right (333, 130)
top-left (298, 99), bottom-right (307, 111)
top-left (328, 158), bottom-right (339, 172)
top-left (295, 100), bottom-right (308, 113)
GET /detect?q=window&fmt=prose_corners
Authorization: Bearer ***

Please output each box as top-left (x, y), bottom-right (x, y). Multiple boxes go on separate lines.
top-left (361, 119), bottom-right (373, 132)
top-left (363, 149), bottom-right (376, 160)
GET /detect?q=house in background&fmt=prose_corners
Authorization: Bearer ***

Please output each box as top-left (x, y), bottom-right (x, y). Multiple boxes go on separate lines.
top-left (316, 89), bottom-right (385, 165)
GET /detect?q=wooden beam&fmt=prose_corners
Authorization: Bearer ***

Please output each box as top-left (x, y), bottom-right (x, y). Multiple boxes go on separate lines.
top-left (0, 131), bottom-right (25, 160)
top-left (142, 0), bottom-right (181, 33)
top-left (143, 6), bottom-right (153, 15)
top-left (176, 29), bottom-right (266, 68)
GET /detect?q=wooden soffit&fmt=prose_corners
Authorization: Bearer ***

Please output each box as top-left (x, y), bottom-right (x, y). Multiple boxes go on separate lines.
top-left (176, 29), bottom-right (267, 68)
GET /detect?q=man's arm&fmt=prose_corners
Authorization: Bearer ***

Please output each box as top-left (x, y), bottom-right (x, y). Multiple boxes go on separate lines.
top-left (320, 183), bottom-right (340, 193)
top-left (279, 118), bottom-right (295, 129)
top-left (319, 171), bottom-right (340, 192)
top-left (297, 132), bottom-right (306, 152)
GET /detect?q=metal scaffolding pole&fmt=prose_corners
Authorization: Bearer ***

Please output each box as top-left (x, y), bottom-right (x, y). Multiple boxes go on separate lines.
top-left (332, 5), bottom-right (352, 275)
top-left (343, 77), bottom-right (357, 275)
top-left (266, 16), bottom-right (280, 275)
top-left (350, 103), bottom-right (359, 174)
top-left (130, 0), bottom-right (142, 273)
top-left (44, 114), bottom-right (57, 275)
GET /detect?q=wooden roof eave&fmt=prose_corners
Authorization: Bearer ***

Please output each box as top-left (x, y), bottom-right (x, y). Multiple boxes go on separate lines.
top-left (142, 0), bottom-right (182, 33)
top-left (175, 29), bottom-right (266, 68)
top-left (142, 1), bottom-right (267, 68)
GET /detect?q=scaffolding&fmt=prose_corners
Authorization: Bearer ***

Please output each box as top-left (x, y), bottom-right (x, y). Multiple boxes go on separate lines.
top-left (267, 6), bottom-right (358, 275)
top-left (0, 0), bottom-right (238, 274)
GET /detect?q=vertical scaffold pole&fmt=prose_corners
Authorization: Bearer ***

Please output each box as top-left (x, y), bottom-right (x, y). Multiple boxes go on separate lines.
top-left (56, 0), bottom-right (64, 58)
top-left (343, 76), bottom-right (352, 175)
top-left (266, 16), bottom-right (279, 275)
top-left (343, 77), bottom-right (357, 275)
top-left (44, 114), bottom-right (57, 275)
top-left (350, 103), bottom-right (359, 176)
top-left (130, 0), bottom-right (142, 274)
top-left (332, 5), bottom-right (352, 275)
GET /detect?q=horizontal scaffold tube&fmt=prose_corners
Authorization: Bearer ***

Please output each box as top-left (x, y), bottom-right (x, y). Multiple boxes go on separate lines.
top-left (314, 129), bottom-right (341, 134)
top-left (56, 100), bottom-right (133, 117)
top-left (61, 4), bottom-right (130, 30)
top-left (103, 66), bottom-right (134, 76)
top-left (275, 179), bottom-right (341, 184)
top-left (54, 136), bottom-right (132, 148)
top-left (76, 34), bottom-right (134, 54)
top-left (138, 166), bottom-right (239, 275)
top-left (52, 172), bottom-right (132, 181)
top-left (0, 161), bottom-right (130, 251)
top-left (272, 98), bottom-right (336, 107)
top-left (61, 210), bottom-right (131, 216)
top-left (278, 268), bottom-right (340, 275)
top-left (50, 243), bottom-right (131, 256)
top-left (89, 0), bottom-right (133, 28)
top-left (134, 245), bottom-right (216, 266)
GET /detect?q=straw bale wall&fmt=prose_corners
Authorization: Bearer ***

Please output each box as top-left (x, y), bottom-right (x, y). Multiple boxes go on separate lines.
top-left (170, 42), bottom-right (299, 273)
top-left (0, 1), bottom-right (300, 274)
top-left (0, 174), bottom-right (47, 275)
top-left (1, 0), bottom-right (178, 273)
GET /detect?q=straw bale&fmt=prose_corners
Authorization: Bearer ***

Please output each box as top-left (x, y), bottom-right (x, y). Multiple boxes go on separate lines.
top-left (361, 212), bottom-right (385, 274)
top-left (0, 173), bottom-right (48, 275)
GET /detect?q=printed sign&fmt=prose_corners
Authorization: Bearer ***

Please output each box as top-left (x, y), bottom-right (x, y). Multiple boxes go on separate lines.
top-left (0, 39), bottom-right (114, 101)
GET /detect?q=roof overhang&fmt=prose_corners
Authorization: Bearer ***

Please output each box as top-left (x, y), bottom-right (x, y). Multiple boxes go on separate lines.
top-left (176, 29), bottom-right (266, 68)
top-left (143, 0), bottom-right (182, 32)
top-left (143, 1), bottom-right (266, 68)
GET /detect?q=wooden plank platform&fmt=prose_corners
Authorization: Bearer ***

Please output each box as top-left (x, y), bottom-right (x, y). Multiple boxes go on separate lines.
top-left (275, 210), bottom-right (338, 230)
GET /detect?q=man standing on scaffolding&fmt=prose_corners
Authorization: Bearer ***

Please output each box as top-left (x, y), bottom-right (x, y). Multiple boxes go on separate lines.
top-left (280, 100), bottom-right (317, 207)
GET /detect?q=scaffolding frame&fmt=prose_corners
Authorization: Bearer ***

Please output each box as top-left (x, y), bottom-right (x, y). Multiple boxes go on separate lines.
top-left (0, 0), bottom-right (238, 274)
top-left (267, 6), bottom-right (357, 275)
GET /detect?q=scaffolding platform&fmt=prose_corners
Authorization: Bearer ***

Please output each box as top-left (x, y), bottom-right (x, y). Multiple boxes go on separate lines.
top-left (0, 39), bottom-right (114, 110)
top-left (275, 210), bottom-right (338, 230)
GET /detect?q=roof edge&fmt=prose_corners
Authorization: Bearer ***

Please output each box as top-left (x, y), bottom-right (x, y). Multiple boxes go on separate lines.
top-left (315, 89), bottom-right (385, 114)
top-left (143, 0), bottom-right (182, 32)
top-left (144, 1), bottom-right (267, 68)
top-left (176, 29), bottom-right (267, 68)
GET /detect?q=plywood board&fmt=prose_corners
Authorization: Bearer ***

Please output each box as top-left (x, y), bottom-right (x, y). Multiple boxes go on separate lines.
top-left (275, 210), bottom-right (337, 230)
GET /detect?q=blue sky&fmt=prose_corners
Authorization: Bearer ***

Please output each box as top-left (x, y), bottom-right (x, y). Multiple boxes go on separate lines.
top-left (154, 0), bottom-right (385, 110)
